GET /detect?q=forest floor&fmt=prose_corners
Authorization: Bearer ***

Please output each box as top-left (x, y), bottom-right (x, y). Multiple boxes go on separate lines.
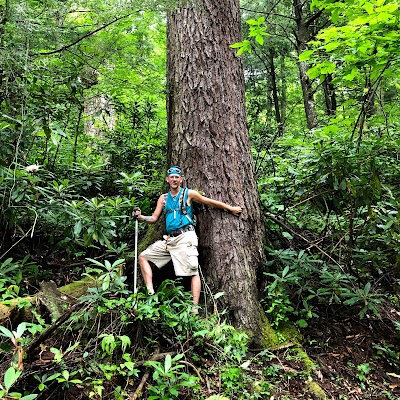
top-left (10, 253), bottom-right (400, 400)
top-left (267, 307), bottom-right (400, 400)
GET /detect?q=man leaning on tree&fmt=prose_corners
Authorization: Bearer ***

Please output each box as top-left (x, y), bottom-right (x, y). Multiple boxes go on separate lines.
top-left (133, 166), bottom-right (242, 310)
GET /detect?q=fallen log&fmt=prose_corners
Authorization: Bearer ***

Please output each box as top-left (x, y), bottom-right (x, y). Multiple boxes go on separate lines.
top-left (0, 276), bottom-right (95, 325)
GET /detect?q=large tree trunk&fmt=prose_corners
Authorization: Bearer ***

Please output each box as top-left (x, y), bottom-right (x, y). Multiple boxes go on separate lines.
top-left (167, 0), bottom-right (265, 339)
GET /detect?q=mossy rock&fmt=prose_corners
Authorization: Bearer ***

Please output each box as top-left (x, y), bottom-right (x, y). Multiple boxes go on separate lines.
top-left (307, 380), bottom-right (328, 399)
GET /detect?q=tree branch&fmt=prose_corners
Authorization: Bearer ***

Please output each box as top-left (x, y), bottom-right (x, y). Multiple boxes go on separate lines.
top-left (35, 13), bottom-right (135, 56)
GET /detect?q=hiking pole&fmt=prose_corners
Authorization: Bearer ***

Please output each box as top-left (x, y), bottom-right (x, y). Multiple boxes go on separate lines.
top-left (133, 207), bottom-right (140, 294)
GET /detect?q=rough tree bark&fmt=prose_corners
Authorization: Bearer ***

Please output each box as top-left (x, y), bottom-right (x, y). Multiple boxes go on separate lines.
top-left (167, 0), bottom-right (266, 340)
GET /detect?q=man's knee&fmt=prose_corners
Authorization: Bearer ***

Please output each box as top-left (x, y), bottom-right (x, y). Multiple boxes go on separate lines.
top-left (138, 253), bottom-right (147, 265)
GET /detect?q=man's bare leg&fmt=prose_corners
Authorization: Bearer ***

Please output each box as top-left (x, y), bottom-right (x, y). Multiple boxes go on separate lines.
top-left (191, 275), bottom-right (201, 311)
top-left (138, 254), bottom-right (154, 294)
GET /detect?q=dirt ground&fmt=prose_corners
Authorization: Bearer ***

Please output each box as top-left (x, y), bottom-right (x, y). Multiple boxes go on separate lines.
top-left (273, 308), bottom-right (400, 400)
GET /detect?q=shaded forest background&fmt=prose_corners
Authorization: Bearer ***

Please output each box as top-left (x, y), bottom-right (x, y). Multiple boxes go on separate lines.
top-left (0, 0), bottom-right (399, 399)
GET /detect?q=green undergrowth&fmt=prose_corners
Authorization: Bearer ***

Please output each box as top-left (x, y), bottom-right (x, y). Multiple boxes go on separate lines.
top-left (0, 257), bottom-right (317, 400)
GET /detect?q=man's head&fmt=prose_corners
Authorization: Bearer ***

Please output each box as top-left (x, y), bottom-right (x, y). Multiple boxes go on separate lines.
top-left (167, 166), bottom-right (182, 177)
top-left (166, 166), bottom-right (183, 187)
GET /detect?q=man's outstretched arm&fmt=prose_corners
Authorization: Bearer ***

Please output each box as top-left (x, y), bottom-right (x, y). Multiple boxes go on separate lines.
top-left (188, 190), bottom-right (242, 216)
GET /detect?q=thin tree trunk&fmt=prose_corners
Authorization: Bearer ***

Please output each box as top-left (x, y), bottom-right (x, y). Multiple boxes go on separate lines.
top-left (268, 49), bottom-right (284, 135)
top-left (323, 74), bottom-right (337, 116)
top-left (293, 0), bottom-right (318, 129)
top-left (167, 0), bottom-right (266, 340)
top-left (73, 106), bottom-right (83, 166)
top-left (280, 55), bottom-right (287, 125)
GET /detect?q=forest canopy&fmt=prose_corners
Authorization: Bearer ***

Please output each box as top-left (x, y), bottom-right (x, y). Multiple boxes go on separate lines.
top-left (0, 0), bottom-right (399, 398)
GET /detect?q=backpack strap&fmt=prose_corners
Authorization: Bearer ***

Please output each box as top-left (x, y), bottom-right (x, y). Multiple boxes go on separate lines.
top-left (181, 188), bottom-right (194, 224)
top-left (180, 188), bottom-right (187, 215)
top-left (162, 193), bottom-right (167, 214)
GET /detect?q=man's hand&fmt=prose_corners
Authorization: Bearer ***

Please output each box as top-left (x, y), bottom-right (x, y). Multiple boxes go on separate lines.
top-left (231, 206), bottom-right (242, 216)
top-left (132, 207), bottom-right (141, 220)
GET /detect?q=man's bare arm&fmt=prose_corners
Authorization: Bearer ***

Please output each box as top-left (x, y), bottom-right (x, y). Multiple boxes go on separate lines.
top-left (188, 190), bottom-right (242, 216)
top-left (133, 195), bottom-right (165, 223)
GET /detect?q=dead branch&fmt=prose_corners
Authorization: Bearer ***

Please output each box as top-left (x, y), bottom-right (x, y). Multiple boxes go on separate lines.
top-left (179, 360), bottom-right (203, 382)
top-left (130, 350), bottom-right (175, 400)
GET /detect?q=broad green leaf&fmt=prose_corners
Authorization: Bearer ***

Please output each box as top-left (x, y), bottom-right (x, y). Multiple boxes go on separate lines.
top-left (325, 42), bottom-right (341, 52)
top-left (299, 50), bottom-right (314, 61)
top-left (297, 319), bottom-right (309, 328)
top-left (246, 19), bottom-right (260, 25)
top-left (213, 291), bottom-right (225, 299)
top-left (4, 367), bottom-right (21, 391)
top-left (20, 395), bottom-right (38, 400)
top-left (164, 354), bottom-right (172, 373)
top-left (344, 68), bottom-right (359, 81)
top-left (363, 2), bottom-right (374, 14)
top-left (307, 66), bottom-right (321, 79)
top-left (364, 282), bottom-right (371, 295)
top-left (255, 35), bottom-right (264, 45)
top-left (74, 221), bottom-right (82, 236)
top-left (0, 326), bottom-right (14, 339)
top-left (16, 322), bottom-right (27, 338)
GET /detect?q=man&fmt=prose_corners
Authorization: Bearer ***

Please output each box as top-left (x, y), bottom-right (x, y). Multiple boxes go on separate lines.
top-left (134, 166), bottom-right (242, 307)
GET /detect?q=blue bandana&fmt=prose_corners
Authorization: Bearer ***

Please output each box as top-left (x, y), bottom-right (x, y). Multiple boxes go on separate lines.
top-left (167, 166), bottom-right (182, 176)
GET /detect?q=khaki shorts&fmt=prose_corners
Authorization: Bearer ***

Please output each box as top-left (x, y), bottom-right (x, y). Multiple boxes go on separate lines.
top-left (140, 230), bottom-right (199, 276)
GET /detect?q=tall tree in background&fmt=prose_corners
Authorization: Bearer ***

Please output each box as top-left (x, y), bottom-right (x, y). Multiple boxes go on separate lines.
top-left (293, 0), bottom-right (325, 129)
top-left (167, 0), bottom-right (265, 338)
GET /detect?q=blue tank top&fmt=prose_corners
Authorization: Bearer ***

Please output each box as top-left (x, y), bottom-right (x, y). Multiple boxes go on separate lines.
top-left (164, 188), bottom-right (195, 233)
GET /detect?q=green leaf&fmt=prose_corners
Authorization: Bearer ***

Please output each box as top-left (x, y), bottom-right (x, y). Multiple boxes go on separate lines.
top-left (282, 231), bottom-right (293, 240)
top-left (344, 68), bottom-right (359, 81)
top-left (282, 265), bottom-right (290, 277)
top-left (4, 367), bottom-right (21, 391)
top-left (246, 19), bottom-right (260, 25)
top-left (364, 2), bottom-right (374, 14)
top-left (299, 50), bottom-right (314, 61)
top-left (164, 354), bottom-right (172, 373)
top-left (62, 370), bottom-right (69, 380)
top-left (112, 258), bottom-right (125, 267)
top-left (297, 319), bottom-right (309, 328)
top-left (307, 66), bottom-right (321, 79)
top-left (20, 395), bottom-right (38, 400)
top-left (213, 291), bottom-right (225, 299)
top-left (16, 322), bottom-right (27, 338)
top-left (193, 329), bottom-right (209, 337)
top-left (255, 35), bottom-right (264, 45)
top-left (364, 282), bottom-right (371, 295)
top-left (118, 335), bottom-right (131, 353)
top-left (0, 326), bottom-right (14, 339)
top-left (325, 42), bottom-right (341, 52)
top-left (85, 258), bottom-right (105, 268)
top-left (74, 221), bottom-right (82, 236)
